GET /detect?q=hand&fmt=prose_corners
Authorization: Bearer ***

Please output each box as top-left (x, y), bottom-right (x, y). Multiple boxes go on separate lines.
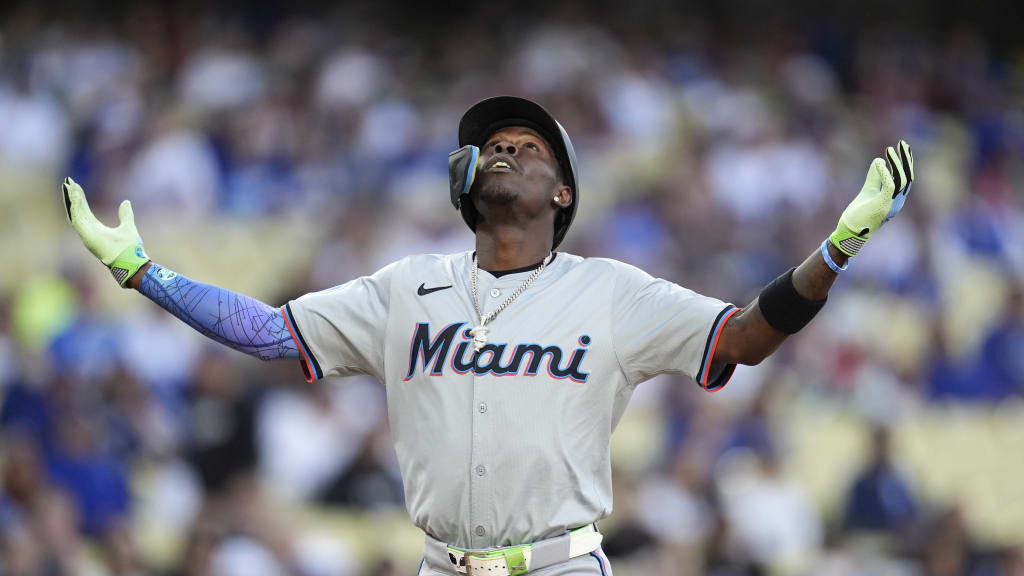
top-left (62, 177), bottom-right (150, 287)
top-left (829, 140), bottom-right (915, 257)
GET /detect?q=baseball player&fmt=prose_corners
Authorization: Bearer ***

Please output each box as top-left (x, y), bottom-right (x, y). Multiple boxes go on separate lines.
top-left (63, 96), bottom-right (914, 575)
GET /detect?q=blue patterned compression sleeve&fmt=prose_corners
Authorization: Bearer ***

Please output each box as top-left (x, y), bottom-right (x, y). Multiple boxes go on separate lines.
top-left (138, 264), bottom-right (300, 360)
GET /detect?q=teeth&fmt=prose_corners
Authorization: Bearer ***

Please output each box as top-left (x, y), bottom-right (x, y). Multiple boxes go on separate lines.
top-left (493, 161), bottom-right (509, 168)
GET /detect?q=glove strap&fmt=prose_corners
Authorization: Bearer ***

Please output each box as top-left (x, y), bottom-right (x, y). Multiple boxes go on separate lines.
top-left (109, 244), bottom-right (150, 288)
top-left (828, 220), bottom-right (868, 257)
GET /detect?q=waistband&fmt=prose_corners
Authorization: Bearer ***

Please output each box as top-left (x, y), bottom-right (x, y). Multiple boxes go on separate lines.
top-left (423, 525), bottom-right (602, 575)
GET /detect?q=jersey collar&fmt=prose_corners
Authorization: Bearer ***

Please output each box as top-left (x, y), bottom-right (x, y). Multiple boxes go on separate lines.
top-left (473, 252), bottom-right (559, 278)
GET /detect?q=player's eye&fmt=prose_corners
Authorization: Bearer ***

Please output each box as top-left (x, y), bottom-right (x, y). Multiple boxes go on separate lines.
top-left (526, 142), bottom-right (540, 151)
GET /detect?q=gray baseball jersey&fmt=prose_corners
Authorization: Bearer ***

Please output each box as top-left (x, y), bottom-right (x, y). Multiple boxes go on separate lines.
top-left (282, 251), bottom-right (738, 549)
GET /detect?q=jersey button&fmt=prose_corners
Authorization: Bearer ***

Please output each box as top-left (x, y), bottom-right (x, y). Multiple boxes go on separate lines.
top-left (478, 402), bottom-right (487, 414)
top-left (475, 525), bottom-right (486, 537)
top-left (475, 464), bottom-right (487, 476)
top-left (489, 288), bottom-right (500, 298)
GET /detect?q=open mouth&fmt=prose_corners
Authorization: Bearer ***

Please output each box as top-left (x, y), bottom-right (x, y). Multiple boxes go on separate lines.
top-left (484, 154), bottom-right (519, 174)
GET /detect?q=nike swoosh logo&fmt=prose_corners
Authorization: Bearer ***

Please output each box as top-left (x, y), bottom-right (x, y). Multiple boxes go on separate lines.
top-left (418, 283), bottom-right (453, 296)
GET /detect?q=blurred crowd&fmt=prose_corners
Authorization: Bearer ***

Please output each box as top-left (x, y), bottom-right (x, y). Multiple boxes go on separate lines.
top-left (1, 1), bottom-right (1023, 575)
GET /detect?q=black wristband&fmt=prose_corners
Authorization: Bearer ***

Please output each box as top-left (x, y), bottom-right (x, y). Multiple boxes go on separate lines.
top-left (757, 268), bottom-right (826, 334)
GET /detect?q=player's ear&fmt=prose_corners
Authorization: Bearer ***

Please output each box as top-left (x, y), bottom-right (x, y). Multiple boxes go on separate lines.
top-left (552, 185), bottom-right (572, 208)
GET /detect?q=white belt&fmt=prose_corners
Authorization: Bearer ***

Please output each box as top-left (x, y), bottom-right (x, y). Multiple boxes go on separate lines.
top-left (443, 524), bottom-right (603, 576)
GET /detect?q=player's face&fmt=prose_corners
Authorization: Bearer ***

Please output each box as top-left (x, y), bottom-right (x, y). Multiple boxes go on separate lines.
top-left (472, 126), bottom-right (571, 218)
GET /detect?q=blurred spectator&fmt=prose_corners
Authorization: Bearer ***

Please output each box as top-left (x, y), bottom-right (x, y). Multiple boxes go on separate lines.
top-left (184, 349), bottom-right (259, 495)
top-left (48, 273), bottom-right (120, 383)
top-left (1, 380), bottom-right (53, 447)
top-left (180, 47), bottom-right (266, 112)
top-left (0, 74), bottom-right (71, 170)
top-left (175, 475), bottom-right (299, 576)
top-left (315, 420), bottom-right (405, 509)
top-left (120, 129), bottom-right (221, 216)
top-left (257, 376), bottom-right (384, 502)
top-left (842, 426), bottom-right (919, 540)
top-left (718, 447), bottom-right (823, 572)
top-left (45, 404), bottom-right (131, 536)
top-left (976, 287), bottom-right (1024, 397)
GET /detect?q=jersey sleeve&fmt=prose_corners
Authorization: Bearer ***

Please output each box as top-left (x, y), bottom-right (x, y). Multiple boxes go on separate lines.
top-left (281, 262), bottom-right (397, 382)
top-left (610, 261), bottom-right (739, 391)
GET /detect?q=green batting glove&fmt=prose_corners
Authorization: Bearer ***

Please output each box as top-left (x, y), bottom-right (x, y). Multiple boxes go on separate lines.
top-left (62, 177), bottom-right (150, 287)
top-left (830, 140), bottom-right (915, 257)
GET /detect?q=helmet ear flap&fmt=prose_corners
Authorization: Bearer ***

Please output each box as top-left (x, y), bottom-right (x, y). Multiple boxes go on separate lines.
top-left (448, 145), bottom-right (479, 210)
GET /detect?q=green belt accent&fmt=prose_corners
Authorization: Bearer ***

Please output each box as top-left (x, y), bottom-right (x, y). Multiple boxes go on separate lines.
top-left (448, 544), bottom-right (531, 576)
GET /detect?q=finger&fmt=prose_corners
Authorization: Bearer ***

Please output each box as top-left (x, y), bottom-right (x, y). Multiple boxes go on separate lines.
top-left (885, 146), bottom-right (905, 198)
top-left (63, 177), bottom-right (100, 227)
top-left (61, 178), bottom-right (73, 223)
top-left (898, 140), bottom-right (914, 185)
top-left (117, 200), bottom-right (135, 230)
top-left (871, 157), bottom-right (894, 199)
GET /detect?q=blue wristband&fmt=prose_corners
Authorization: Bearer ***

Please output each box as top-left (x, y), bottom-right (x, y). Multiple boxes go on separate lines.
top-left (821, 239), bottom-right (849, 272)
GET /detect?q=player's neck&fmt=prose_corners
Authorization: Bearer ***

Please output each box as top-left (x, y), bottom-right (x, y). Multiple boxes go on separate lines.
top-left (474, 225), bottom-right (552, 272)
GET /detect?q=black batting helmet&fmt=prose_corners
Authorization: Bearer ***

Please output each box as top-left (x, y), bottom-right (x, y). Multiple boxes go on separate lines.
top-left (450, 96), bottom-right (579, 250)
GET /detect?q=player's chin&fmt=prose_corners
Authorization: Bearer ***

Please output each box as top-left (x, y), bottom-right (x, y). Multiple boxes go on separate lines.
top-left (475, 179), bottom-right (520, 206)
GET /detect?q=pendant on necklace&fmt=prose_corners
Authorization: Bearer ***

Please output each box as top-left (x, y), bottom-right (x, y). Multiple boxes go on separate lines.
top-left (470, 325), bottom-right (489, 351)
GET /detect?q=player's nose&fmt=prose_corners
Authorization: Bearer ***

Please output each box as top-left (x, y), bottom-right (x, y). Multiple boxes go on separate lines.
top-left (492, 141), bottom-right (518, 156)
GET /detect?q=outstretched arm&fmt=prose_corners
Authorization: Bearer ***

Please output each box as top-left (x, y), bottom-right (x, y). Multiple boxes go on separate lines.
top-left (63, 178), bottom-right (298, 361)
top-left (713, 244), bottom-right (846, 365)
top-left (128, 263), bottom-right (298, 360)
top-left (713, 141), bottom-right (914, 366)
